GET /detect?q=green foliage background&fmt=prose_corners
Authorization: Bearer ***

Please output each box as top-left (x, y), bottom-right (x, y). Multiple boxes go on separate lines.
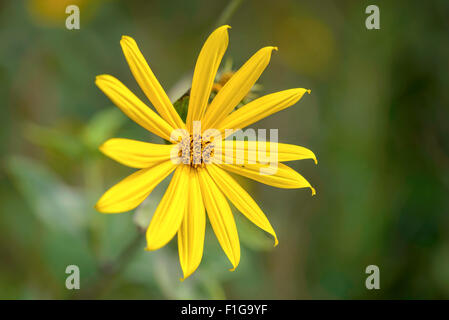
top-left (1, 0), bottom-right (448, 299)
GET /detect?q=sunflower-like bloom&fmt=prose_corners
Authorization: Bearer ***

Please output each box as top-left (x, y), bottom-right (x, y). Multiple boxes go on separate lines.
top-left (95, 25), bottom-right (316, 280)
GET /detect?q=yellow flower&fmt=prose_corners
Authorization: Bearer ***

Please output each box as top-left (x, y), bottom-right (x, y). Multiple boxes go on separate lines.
top-left (95, 25), bottom-right (316, 280)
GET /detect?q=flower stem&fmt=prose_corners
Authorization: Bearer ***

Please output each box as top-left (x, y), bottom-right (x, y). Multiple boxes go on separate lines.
top-left (215, 0), bottom-right (245, 27)
top-left (74, 230), bottom-right (144, 299)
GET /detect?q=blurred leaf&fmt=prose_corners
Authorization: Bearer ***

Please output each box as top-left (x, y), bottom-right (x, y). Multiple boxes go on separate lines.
top-left (24, 122), bottom-right (84, 159)
top-left (82, 108), bottom-right (126, 150)
top-left (197, 271), bottom-right (226, 299)
top-left (133, 178), bottom-right (170, 230)
top-left (152, 250), bottom-right (204, 299)
top-left (123, 249), bottom-right (157, 288)
top-left (234, 210), bottom-right (275, 251)
top-left (97, 212), bottom-right (139, 261)
top-left (5, 155), bottom-right (87, 235)
top-left (173, 93), bottom-right (189, 123)
top-left (133, 197), bottom-right (159, 231)
top-left (42, 228), bottom-right (97, 292)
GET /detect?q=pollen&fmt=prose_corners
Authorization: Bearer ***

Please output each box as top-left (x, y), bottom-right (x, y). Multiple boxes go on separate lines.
top-left (179, 134), bottom-right (215, 168)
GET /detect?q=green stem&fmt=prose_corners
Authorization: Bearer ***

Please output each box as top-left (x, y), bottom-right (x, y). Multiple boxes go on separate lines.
top-left (74, 231), bottom-right (144, 299)
top-left (215, 0), bottom-right (245, 27)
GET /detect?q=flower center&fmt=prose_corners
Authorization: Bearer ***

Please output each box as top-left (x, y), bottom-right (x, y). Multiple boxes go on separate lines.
top-left (178, 134), bottom-right (214, 168)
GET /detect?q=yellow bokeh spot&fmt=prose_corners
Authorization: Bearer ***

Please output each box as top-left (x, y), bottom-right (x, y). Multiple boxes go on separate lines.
top-left (275, 17), bottom-right (336, 77)
top-left (27, 0), bottom-right (88, 26)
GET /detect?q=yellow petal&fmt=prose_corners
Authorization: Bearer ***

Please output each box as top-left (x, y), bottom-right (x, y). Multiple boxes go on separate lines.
top-left (146, 165), bottom-right (189, 251)
top-left (95, 160), bottom-right (176, 213)
top-left (218, 88), bottom-right (310, 136)
top-left (197, 168), bottom-right (240, 271)
top-left (186, 25), bottom-right (230, 130)
top-left (214, 140), bottom-right (317, 165)
top-left (217, 162), bottom-right (315, 193)
top-left (203, 47), bottom-right (277, 129)
top-left (95, 74), bottom-right (174, 141)
top-left (120, 36), bottom-right (186, 130)
top-left (99, 138), bottom-right (174, 168)
top-left (207, 165), bottom-right (278, 246)
top-left (178, 168), bottom-right (206, 280)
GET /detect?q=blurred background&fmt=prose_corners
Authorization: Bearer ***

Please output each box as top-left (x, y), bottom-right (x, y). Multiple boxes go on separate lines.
top-left (1, 0), bottom-right (449, 299)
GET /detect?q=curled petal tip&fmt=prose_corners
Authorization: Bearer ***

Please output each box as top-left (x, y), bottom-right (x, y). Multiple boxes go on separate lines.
top-left (311, 187), bottom-right (316, 196)
top-left (145, 244), bottom-right (157, 251)
top-left (274, 238), bottom-right (279, 247)
top-left (95, 74), bottom-right (110, 81)
top-left (94, 203), bottom-right (109, 214)
top-left (263, 46), bottom-right (278, 52)
top-left (94, 201), bottom-right (103, 212)
top-left (307, 89), bottom-right (312, 94)
top-left (98, 142), bottom-right (106, 152)
top-left (229, 263), bottom-right (239, 272)
top-left (121, 35), bottom-right (136, 44)
top-left (180, 270), bottom-right (194, 281)
top-left (215, 25), bottom-right (231, 32)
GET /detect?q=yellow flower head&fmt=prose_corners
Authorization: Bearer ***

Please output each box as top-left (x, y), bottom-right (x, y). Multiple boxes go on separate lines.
top-left (95, 25), bottom-right (316, 280)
